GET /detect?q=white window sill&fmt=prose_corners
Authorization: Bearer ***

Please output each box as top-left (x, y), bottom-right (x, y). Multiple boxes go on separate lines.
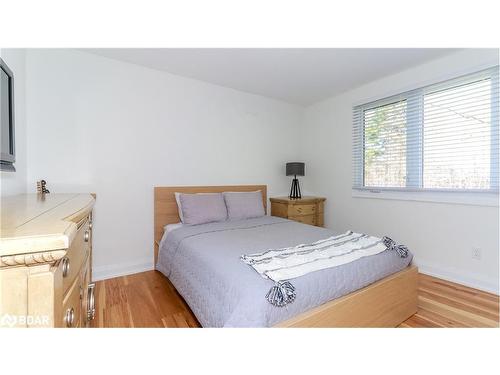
top-left (352, 188), bottom-right (499, 207)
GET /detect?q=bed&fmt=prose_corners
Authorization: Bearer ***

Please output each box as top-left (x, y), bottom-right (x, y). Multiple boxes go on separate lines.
top-left (154, 185), bottom-right (418, 327)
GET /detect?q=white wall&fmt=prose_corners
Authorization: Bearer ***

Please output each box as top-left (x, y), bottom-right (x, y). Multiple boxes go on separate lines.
top-left (25, 49), bottom-right (302, 280)
top-left (19, 48), bottom-right (500, 292)
top-left (300, 49), bottom-right (500, 293)
top-left (0, 49), bottom-right (27, 197)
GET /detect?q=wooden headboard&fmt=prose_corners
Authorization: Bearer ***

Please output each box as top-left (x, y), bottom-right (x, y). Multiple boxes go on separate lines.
top-left (153, 185), bottom-right (267, 267)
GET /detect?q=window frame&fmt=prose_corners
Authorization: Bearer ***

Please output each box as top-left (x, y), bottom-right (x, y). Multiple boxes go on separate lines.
top-left (352, 66), bottom-right (499, 207)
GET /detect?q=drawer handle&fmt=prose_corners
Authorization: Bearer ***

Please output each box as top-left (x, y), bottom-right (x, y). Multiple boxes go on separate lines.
top-left (88, 221), bottom-right (93, 230)
top-left (62, 257), bottom-right (70, 277)
top-left (65, 307), bottom-right (75, 327)
top-left (84, 230), bottom-right (90, 242)
top-left (87, 283), bottom-right (96, 321)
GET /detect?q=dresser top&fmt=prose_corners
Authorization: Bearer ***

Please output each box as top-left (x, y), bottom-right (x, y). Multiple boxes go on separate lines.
top-left (269, 196), bottom-right (326, 204)
top-left (0, 194), bottom-right (95, 256)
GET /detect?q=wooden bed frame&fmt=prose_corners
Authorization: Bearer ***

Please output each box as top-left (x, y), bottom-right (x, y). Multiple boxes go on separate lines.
top-left (153, 185), bottom-right (418, 327)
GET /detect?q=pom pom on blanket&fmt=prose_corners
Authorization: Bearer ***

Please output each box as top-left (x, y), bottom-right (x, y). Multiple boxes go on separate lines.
top-left (382, 236), bottom-right (409, 258)
top-left (266, 281), bottom-right (296, 307)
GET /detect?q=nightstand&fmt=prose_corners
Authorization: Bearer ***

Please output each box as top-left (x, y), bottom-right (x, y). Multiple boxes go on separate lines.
top-left (270, 196), bottom-right (326, 227)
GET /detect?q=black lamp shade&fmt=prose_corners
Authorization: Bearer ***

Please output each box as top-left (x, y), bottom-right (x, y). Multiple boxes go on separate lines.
top-left (286, 162), bottom-right (305, 176)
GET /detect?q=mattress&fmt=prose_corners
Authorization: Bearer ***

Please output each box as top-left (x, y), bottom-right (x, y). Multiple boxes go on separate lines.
top-left (156, 216), bottom-right (412, 327)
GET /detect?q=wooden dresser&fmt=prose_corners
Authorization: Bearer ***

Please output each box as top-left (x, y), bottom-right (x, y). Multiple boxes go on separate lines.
top-left (0, 194), bottom-right (96, 328)
top-left (270, 196), bottom-right (326, 227)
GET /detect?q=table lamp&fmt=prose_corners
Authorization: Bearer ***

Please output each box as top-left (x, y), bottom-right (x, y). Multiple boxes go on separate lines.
top-left (286, 162), bottom-right (305, 199)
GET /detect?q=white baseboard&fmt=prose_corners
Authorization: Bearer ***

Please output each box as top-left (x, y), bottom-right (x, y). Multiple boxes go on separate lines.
top-left (414, 260), bottom-right (499, 295)
top-left (92, 258), bottom-right (154, 281)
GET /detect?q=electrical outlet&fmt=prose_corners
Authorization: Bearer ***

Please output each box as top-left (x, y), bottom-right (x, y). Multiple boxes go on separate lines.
top-left (472, 247), bottom-right (482, 260)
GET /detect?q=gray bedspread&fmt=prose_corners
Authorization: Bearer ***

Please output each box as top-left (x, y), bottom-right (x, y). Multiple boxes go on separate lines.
top-left (156, 216), bottom-right (412, 327)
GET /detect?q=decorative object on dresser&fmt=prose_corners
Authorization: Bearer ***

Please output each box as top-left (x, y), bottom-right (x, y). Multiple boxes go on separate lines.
top-left (270, 196), bottom-right (325, 227)
top-left (36, 179), bottom-right (50, 194)
top-left (0, 193), bottom-right (96, 328)
top-left (286, 162), bottom-right (305, 199)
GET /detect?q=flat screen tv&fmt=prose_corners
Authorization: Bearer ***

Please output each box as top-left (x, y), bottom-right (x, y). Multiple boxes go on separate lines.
top-left (0, 57), bottom-right (15, 172)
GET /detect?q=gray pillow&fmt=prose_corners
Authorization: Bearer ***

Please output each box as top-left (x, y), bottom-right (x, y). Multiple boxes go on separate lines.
top-left (178, 193), bottom-right (227, 225)
top-left (223, 191), bottom-right (265, 221)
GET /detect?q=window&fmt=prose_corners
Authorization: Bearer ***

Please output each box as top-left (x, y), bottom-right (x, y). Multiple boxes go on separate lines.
top-left (353, 67), bottom-right (499, 199)
top-left (423, 79), bottom-right (492, 189)
top-left (363, 100), bottom-right (407, 188)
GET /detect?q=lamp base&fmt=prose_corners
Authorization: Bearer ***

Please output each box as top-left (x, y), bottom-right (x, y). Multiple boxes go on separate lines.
top-left (289, 177), bottom-right (302, 199)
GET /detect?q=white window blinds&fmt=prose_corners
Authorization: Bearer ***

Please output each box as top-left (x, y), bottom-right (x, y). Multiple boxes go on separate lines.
top-left (353, 67), bottom-right (499, 193)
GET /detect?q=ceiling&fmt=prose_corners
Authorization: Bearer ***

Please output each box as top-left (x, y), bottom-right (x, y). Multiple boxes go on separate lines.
top-left (83, 48), bottom-right (460, 106)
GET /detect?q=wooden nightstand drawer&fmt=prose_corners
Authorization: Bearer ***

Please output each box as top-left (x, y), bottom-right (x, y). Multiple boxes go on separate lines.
top-left (270, 196), bottom-right (326, 228)
top-left (288, 204), bottom-right (316, 216)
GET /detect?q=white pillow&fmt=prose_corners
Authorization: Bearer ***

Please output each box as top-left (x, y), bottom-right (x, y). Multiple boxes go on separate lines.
top-left (174, 192), bottom-right (184, 222)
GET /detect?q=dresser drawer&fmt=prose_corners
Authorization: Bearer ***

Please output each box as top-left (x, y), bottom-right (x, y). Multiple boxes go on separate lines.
top-left (80, 255), bottom-right (95, 327)
top-left (61, 277), bottom-right (82, 328)
top-left (289, 214), bottom-right (316, 226)
top-left (288, 204), bottom-right (316, 217)
top-left (61, 218), bottom-right (90, 295)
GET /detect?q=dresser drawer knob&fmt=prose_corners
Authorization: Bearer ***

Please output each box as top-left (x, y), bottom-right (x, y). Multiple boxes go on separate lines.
top-left (62, 257), bottom-right (70, 277)
top-left (87, 283), bottom-right (96, 321)
top-left (84, 230), bottom-right (90, 242)
top-left (65, 307), bottom-right (75, 327)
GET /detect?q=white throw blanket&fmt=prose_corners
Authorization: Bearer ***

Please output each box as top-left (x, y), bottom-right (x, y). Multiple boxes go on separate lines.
top-left (241, 231), bottom-right (401, 307)
top-left (241, 231), bottom-right (387, 282)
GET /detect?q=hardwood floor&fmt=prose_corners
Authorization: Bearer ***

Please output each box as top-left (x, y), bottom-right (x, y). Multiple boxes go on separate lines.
top-left (91, 270), bottom-right (499, 328)
top-left (92, 271), bottom-right (199, 328)
top-left (399, 273), bottom-right (499, 328)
